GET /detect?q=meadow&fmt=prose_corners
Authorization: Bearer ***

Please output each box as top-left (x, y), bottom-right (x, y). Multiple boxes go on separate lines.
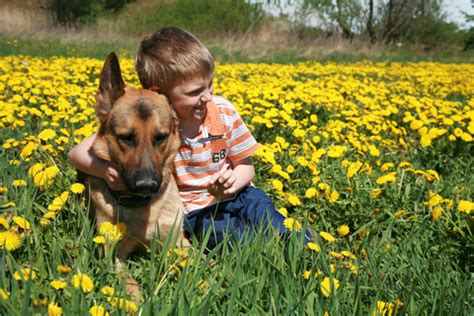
top-left (0, 54), bottom-right (473, 315)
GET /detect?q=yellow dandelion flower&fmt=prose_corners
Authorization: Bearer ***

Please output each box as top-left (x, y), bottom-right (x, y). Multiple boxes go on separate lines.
top-left (425, 192), bottom-right (443, 207)
top-left (344, 261), bottom-right (358, 274)
top-left (89, 305), bottom-right (110, 316)
top-left (303, 269), bottom-right (322, 280)
top-left (432, 207), bottom-right (442, 221)
top-left (394, 210), bottom-right (407, 218)
top-left (305, 187), bottom-right (318, 198)
top-left (12, 216), bottom-right (31, 230)
top-left (458, 200), bottom-right (474, 214)
top-left (70, 183), bottom-right (85, 194)
top-left (329, 190), bottom-right (339, 203)
top-left (424, 170), bottom-right (440, 182)
top-left (48, 302), bottom-right (63, 316)
top-left (93, 236), bottom-right (106, 244)
top-left (56, 264), bottom-right (72, 274)
top-left (28, 163), bottom-right (44, 177)
top-left (307, 241), bottom-right (321, 252)
top-left (72, 273), bottom-right (94, 293)
top-left (38, 129), bottom-right (57, 141)
top-left (341, 250), bottom-right (356, 259)
top-left (1, 202), bottom-right (16, 208)
top-left (108, 297), bottom-right (138, 313)
top-left (320, 277), bottom-right (340, 297)
top-left (327, 145), bottom-right (347, 158)
top-left (337, 225), bottom-right (350, 237)
top-left (39, 218), bottom-right (52, 227)
top-left (380, 162), bottom-right (394, 172)
top-left (278, 207), bottom-right (288, 217)
top-left (0, 186), bottom-right (8, 194)
top-left (346, 161), bottom-right (363, 178)
top-left (12, 179), bottom-right (27, 187)
top-left (398, 161), bottom-right (413, 169)
top-left (287, 193), bottom-right (302, 206)
top-left (98, 222), bottom-right (123, 242)
top-left (0, 216), bottom-right (9, 229)
top-left (13, 267), bottom-right (37, 281)
top-left (50, 280), bottom-right (68, 290)
top-left (0, 288), bottom-right (10, 300)
top-left (319, 231), bottom-right (336, 242)
top-left (371, 188), bottom-right (383, 199)
top-left (283, 218), bottom-right (302, 231)
top-left (33, 166), bottom-right (59, 190)
top-left (20, 142), bottom-right (38, 159)
top-left (376, 172), bottom-right (397, 185)
top-left (373, 300), bottom-right (395, 316)
top-left (329, 251), bottom-right (344, 259)
top-left (101, 286), bottom-right (115, 296)
top-left (0, 231), bottom-right (22, 251)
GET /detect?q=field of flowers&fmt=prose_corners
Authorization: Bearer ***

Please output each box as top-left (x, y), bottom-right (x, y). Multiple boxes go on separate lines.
top-left (0, 55), bottom-right (473, 315)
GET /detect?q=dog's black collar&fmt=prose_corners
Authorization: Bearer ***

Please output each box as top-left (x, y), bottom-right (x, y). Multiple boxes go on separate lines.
top-left (109, 190), bottom-right (152, 208)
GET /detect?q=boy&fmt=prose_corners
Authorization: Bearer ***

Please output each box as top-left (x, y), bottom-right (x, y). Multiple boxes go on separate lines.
top-left (68, 26), bottom-right (310, 251)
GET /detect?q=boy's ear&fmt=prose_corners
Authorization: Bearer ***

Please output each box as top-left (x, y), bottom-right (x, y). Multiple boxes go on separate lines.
top-left (96, 52), bottom-right (125, 123)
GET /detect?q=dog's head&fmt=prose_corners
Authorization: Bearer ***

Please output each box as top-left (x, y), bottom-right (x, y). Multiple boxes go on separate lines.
top-left (92, 52), bottom-right (179, 195)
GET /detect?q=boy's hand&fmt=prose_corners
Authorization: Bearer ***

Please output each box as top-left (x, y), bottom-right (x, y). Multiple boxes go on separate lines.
top-left (104, 164), bottom-right (127, 191)
top-left (207, 168), bottom-right (237, 200)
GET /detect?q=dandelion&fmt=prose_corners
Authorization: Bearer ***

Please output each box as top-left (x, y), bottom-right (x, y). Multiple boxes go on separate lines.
top-left (28, 162), bottom-right (44, 177)
top-left (425, 192), bottom-right (443, 207)
top-left (373, 300), bottom-right (395, 316)
top-left (38, 129), bottom-right (57, 141)
top-left (89, 305), bottom-right (110, 316)
top-left (327, 145), bottom-right (346, 158)
top-left (278, 207), bottom-right (288, 217)
top-left (320, 277), bottom-right (340, 297)
top-left (283, 218), bottom-right (302, 231)
top-left (337, 225), bottom-right (350, 237)
top-left (56, 265), bottom-right (72, 274)
top-left (307, 241), bottom-right (321, 252)
top-left (70, 183), bottom-right (85, 194)
top-left (72, 273), bottom-right (94, 293)
top-left (12, 179), bottom-right (27, 187)
top-left (101, 286), bottom-right (115, 296)
top-left (376, 172), bottom-right (397, 185)
top-left (371, 188), bottom-right (383, 199)
top-left (0, 231), bottom-right (22, 251)
top-left (48, 302), bottom-right (63, 316)
top-left (319, 231), bottom-right (336, 242)
top-left (0, 288), bottom-right (10, 300)
top-left (98, 222), bottom-right (123, 242)
top-left (431, 207), bottom-right (442, 221)
top-left (0, 216), bottom-right (9, 229)
top-left (458, 200), bottom-right (473, 214)
top-left (305, 187), bottom-right (318, 198)
top-left (0, 186), bottom-right (8, 194)
top-left (50, 280), bottom-right (67, 290)
top-left (13, 267), bottom-right (37, 281)
top-left (287, 193), bottom-right (302, 206)
top-left (12, 216), bottom-right (31, 230)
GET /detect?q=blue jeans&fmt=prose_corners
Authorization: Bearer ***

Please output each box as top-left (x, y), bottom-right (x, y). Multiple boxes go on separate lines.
top-left (184, 186), bottom-right (311, 252)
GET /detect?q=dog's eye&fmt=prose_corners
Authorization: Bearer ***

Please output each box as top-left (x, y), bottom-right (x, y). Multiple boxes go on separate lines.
top-left (154, 133), bottom-right (168, 146)
top-left (117, 134), bottom-right (135, 146)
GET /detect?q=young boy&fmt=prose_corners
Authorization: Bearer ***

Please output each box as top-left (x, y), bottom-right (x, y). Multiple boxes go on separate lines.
top-left (68, 26), bottom-right (310, 251)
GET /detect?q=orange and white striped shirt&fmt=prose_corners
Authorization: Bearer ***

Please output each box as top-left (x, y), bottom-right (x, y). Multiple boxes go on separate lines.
top-left (174, 96), bottom-right (259, 214)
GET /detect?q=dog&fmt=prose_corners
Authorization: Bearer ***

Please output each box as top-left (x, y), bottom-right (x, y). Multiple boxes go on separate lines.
top-left (83, 52), bottom-right (190, 298)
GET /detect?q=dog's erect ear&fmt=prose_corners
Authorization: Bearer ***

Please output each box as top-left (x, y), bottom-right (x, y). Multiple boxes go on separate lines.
top-left (96, 52), bottom-right (125, 123)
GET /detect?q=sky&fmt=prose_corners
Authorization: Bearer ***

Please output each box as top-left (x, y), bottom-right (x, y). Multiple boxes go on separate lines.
top-left (444, 0), bottom-right (473, 28)
top-left (259, 0), bottom-right (474, 29)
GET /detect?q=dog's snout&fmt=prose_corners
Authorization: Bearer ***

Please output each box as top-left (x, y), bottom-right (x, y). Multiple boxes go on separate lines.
top-left (133, 169), bottom-right (162, 194)
top-left (135, 179), bottom-right (159, 192)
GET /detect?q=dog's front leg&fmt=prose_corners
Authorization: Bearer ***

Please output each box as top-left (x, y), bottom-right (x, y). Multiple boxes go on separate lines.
top-left (115, 236), bottom-right (141, 300)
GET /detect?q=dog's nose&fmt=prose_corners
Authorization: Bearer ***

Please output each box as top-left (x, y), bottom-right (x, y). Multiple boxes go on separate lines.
top-left (135, 179), bottom-right (159, 193)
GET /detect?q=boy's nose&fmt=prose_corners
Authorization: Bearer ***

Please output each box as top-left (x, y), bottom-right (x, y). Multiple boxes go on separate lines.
top-left (200, 89), bottom-right (213, 102)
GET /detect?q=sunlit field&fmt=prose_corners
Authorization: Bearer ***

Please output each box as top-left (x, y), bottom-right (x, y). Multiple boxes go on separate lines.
top-left (0, 55), bottom-right (473, 315)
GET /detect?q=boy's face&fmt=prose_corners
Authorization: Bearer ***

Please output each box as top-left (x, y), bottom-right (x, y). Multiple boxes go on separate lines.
top-left (166, 74), bottom-right (214, 124)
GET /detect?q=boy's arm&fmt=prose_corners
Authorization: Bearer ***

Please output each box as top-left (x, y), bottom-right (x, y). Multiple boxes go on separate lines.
top-left (68, 133), bottom-right (126, 191)
top-left (208, 157), bottom-right (255, 200)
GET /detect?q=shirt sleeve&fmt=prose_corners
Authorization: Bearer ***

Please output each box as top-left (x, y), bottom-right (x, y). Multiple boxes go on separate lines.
top-left (227, 107), bottom-right (259, 163)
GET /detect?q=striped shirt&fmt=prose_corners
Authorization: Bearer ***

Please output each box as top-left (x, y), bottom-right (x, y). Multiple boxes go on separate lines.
top-left (174, 96), bottom-right (259, 214)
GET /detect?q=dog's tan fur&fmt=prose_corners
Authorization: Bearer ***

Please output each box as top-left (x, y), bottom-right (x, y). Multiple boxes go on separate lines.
top-left (83, 52), bottom-right (190, 298)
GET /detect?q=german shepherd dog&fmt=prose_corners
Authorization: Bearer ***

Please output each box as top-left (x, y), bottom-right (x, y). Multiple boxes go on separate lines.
top-left (83, 52), bottom-right (190, 298)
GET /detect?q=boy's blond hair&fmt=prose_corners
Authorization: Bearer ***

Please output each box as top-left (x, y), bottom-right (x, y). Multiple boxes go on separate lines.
top-left (135, 27), bottom-right (214, 93)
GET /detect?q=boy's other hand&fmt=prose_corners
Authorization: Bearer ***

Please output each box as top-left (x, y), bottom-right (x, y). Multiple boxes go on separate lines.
top-left (207, 168), bottom-right (237, 200)
top-left (104, 165), bottom-right (127, 191)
